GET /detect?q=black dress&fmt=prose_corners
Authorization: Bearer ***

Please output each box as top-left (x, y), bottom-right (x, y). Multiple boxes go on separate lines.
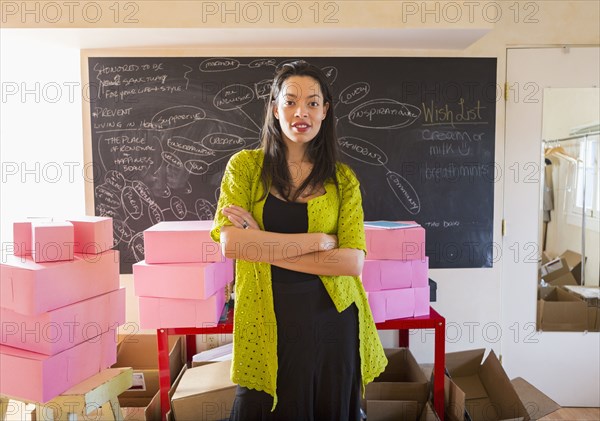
top-left (229, 192), bottom-right (362, 421)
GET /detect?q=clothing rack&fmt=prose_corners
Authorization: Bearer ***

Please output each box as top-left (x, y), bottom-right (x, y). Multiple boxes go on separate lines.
top-left (542, 130), bottom-right (600, 144)
top-left (542, 131), bottom-right (599, 286)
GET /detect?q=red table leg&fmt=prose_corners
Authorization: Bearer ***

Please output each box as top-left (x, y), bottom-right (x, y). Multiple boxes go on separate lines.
top-left (433, 317), bottom-right (445, 421)
top-left (186, 334), bottom-right (197, 365)
top-left (398, 329), bottom-right (409, 347)
top-left (157, 329), bottom-right (171, 421)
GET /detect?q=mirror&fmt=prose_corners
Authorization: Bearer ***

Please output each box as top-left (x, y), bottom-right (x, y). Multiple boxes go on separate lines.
top-left (537, 87), bottom-right (599, 331)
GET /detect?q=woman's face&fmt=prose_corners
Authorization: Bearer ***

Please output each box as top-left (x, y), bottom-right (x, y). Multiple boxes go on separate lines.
top-left (273, 75), bottom-right (329, 149)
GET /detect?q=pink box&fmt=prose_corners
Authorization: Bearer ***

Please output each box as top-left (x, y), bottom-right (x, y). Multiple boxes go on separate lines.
top-left (368, 289), bottom-right (415, 323)
top-left (0, 250), bottom-right (120, 315)
top-left (138, 289), bottom-right (226, 329)
top-left (413, 287), bottom-right (430, 317)
top-left (143, 220), bottom-right (224, 264)
top-left (364, 222), bottom-right (425, 261)
top-left (133, 259), bottom-right (233, 300)
top-left (367, 287), bottom-right (430, 323)
top-left (13, 221), bottom-right (32, 257)
top-left (361, 257), bottom-right (429, 291)
top-left (31, 221), bottom-right (74, 263)
top-left (1, 288), bottom-right (125, 355)
top-left (0, 328), bottom-right (117, 403)
top-left (65, 216), bottom-right (114, 254)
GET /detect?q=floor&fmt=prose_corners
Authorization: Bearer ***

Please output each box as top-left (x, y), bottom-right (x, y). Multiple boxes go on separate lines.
top-left (539, 407), bottom-right (600, 420)
top-left (4, 401), bottom-right (600, 420)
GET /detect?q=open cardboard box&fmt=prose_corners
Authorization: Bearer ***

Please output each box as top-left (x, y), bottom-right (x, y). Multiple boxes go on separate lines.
top-left (537, 286), bottom-right (588, 331)
top-left (539, 250), bottom-right (584, 285)
top-left (120, 365), bottom-right (186, 421)
top-left (171, 359), bottom-right (236, 421)
top-left (445, 349), bottom-right (529, 421)
top-left (111, 334), bottom-right (185, 418)
top-left (364, 348), bottom-right (430, 421)
top-left (444, 349), bottom-right (561, 421)
top-left (562, 285), bottom-right (600, 331)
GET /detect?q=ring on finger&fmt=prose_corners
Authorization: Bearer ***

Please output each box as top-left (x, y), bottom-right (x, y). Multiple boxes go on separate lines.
top-left (242, 220), bottom-right (249, 229)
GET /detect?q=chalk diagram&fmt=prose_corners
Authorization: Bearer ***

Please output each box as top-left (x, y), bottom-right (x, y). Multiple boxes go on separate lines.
top-left (334, 81), bottom-right (422, 216)
top-left (90, 58), bottom-right (423, 269)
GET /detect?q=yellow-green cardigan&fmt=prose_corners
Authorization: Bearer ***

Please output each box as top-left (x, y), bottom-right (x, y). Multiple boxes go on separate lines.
top-left (210, 149), bottom-right (387, 409)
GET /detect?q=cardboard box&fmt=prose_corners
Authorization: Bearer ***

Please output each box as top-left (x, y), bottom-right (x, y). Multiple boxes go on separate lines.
top-left (0, 328), bottom-right (117, 403)
top-left (133, 258), bottom-right (233, 300)
top-left (138, 289), bottom-right (226, 329)
top-left (171, 360), bottom-right (236, 421)
top-left (121, 364), bottom-right (187, 421)
top-left (362, 257), bottom-right (429, 291)
top-left (445, 349), bottom-right (529, 421)
top-left (365, 223), bottom-right (426, 261)
top-left (0, 288), bottom-right (125, 355)
top-left (31, 221), bottom-right (74, 263)
top-left (192, 342), bottom-right (233, 367)
top-left (367, 400), bottom-right (420, 421)
top-left (112, 334), bottom-right (185, 401)
top-left (0, 250), bottom-right (120, 315)
top-left (560, 250), bottom-right (583, 284)
top-left (65, 216), bottom-right (114, 254)
top-left (539, 258), bottom-right (570, 283)
top-left (540, 250), bottom-right (584, 285)
top-left (419, 401), bottom-right (441, 421)
top-left (563, 286), bottom-right (600, 331)
top-left (545, 272), bottom-right (577, 287)
top-left (444, 375), bottom-right (466, 421)
top-left (563, 285), bottom-right (599, 306)
top-left (537, 287), bottom-right (588, 331)
top-left (365, 348), bottom-right (430, 420)
top-left (367, 287), bottom-right (429, 323)
top-left (143, 220), bottom-right (224, 264)
top-left (587, 307), bottom-right (600, 332)
top-left (510, 377), bottom-right (561, 421)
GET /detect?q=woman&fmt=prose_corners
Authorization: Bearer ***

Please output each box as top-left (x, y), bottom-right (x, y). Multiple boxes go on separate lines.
top-left (211, 60), bottom-right (387, 421)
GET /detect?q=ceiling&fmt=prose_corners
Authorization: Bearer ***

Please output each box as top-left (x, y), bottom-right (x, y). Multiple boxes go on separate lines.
top-left (1, 27), bottom-right (490, 50)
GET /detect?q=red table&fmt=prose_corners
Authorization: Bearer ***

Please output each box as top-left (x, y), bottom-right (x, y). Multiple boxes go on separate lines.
top-left (157, 306), bottom-right (445, 420)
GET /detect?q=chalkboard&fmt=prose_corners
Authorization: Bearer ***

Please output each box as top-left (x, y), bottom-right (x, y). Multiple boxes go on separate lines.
top-left (85, 56), bottom-right (497, 272)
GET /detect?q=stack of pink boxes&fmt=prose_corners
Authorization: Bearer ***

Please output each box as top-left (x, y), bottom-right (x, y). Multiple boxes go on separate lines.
top-left (362, 221), bottom-right (430, 322)
top-left (134, 221), bottom-right (233, 329)
top-left (0, 216), bottom-right (125, 402)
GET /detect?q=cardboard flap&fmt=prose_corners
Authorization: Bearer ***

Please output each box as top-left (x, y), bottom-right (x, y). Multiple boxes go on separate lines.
top-left (419, 401), bottom-right (441, 421)
top-left (510, 377), bottom-right (561, 420)
top-left (452, 374), bottom-right (488, 400)
top-left (479, 351), bottom-right (529, 420)
top-left (171, 360), bottom-right (235, 421)
top-left (466, 397), bottom-right (498, 421)
top-left (172, 360), bottom-right (234, 399)
top-left (446, 348), bottom-right (485, 378)
top-left (379, 348), bottom-right (428, 382)
top-left (366, 382), bottom-right (429, 403)
top-left (367, 400), bottom-right (419, 421)
top-left (445, 376), bottom-right (466, 421)
top-left (547, 273), bottom-right (577, 287)
top-left (561, 250), bottom-right (582, 269)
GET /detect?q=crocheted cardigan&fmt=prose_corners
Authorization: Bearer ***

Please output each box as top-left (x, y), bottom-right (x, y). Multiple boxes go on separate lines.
top-left (210, 149), bottom-right (387, 410)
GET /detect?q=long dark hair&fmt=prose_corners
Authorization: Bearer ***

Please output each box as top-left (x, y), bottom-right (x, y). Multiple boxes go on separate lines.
top-left (260, 60), bottom-right (339, 202)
